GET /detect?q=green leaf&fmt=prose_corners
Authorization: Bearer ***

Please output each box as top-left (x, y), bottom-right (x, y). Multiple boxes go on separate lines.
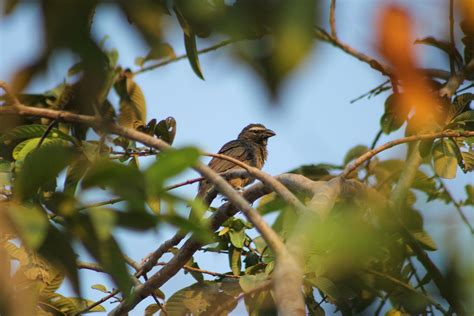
top-left (228, 228), bottom-right (246, 249)
top-left (239, 273), bottom-right (268, 293)
top-left (78, 217), bottom-right (134, 298)
top-left (465, 184), bottom-right (474, 205)
top-left (413, 230), bottom-right (437, 251)
top-left (64, 154), bottom-right (90, 195)
top-left (14, 145), bottom-right (76, 200)
top-left (38, 225), bottom-right (81, 295)
top-left (229, 246), bottom-right (242, 276)
top-left (68, 298), bottom-right (106, 313)
top-left (183, 32), bottom-right (204, 80)
top-left (91, 284), bottom-right (108, 293)
top-left (0, 124), bottom-right (77, 145)
top-left (12, 137), bottom-right (71, 163)
top-left (114, 70), bottom-right (147, 129)
top-left (135, 43), bottom-right (175, 67)
top-left (307, 277), bottom-right (342, 301)
top-left (145, 147), bottom-right (200, 194)
top-left (381, 94), bottom-right (408, 134)
top-left (432, 139), bottom-right (458, 179)
top-left (343, 145), bottom-right (369, 165)
top-left (82, 159), bottom-right (146, 210)
top-left (87, 208), bottom-right (117, 241)
top-left (414, 37), bottom-right (463, 69)
top-left (418, 139), bottom-right (434, 158)
top-left (154, 117), bottom-right (177, 145)
top-left (7, 204), bottom-right (48, 249)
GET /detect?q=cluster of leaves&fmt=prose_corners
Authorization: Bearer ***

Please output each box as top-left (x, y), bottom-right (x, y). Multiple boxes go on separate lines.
top-left (0, 125), bottom-right (206, 313)
top-left (0, 237), bottom-right (104, 315)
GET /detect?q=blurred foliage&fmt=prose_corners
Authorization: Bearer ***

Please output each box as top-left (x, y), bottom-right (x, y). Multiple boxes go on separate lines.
top-left (0, 0), bottom-right (473, 315)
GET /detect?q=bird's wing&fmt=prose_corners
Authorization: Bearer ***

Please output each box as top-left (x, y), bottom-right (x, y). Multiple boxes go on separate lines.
top-left (208, 140), bottom-right (250, 173)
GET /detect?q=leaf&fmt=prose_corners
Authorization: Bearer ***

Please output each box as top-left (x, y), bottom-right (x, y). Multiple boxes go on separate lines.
top-left (64, 154), bottom-right (90, 196)
top-left (14, 145), bottom-right (76, 200)
top-left (1, 240), bottom-right (29, 266)
top-left (145, 303), bottom-right (161, 315)
top-left (68, 298), bottom-right (106, 313)
top-left (228, 228), bottom-right (246, 249)
top-left (381, 94), bottom-right (409, 134)
top-left (42, 271), bottom-right (65, 295)
top-left (239, 273), bottom-right (268, 293)
top-left (91, 284), bottom-right (108, 293)
top-left (460, 150), bottom-right (474, 172)
top-left (12, 137), bottom-right (71, 163)
top-left (38, 224), bottom-right (81, 295)
top-left (154, 117), bottom-right (177, 145)
top-left (87, 208), bottom-right (117, 241)
top-left (413, 230), bottom-right (437, 251)
top-left (7, 204), bottom-right (48, 249)
top-left (229, 246), bottom-right (242, 276)
top-left (344, 145), bottom-right (369, 165)
top-left (418, 139), bottom-right (434, 157)
top-left (135, 43), bottom-right (176, 67)
top-left (0, 124), bottom-right (77, 145)
top-left (432, 139), bottom-right (458, 179)
top-left (414, 37), bottom-right (463, 69)
top-left (145, 147), bottom-right (200, 194)
top-left (452, 110), bottom-right (474, 124)
top-left (307, 277), bottom-right (342, 301)
top-left (114, 70), bottom-right (147, 129)
top-left (448, 93), bottom-right (474, 121)
top-left (183, 32), bottom-right (205, 80)
top-left (465, 184), bottom-right (474, 205)
top-left (77, 216), bottom-right (134, 298)
top-left (82, 159), bottom-right (146, 210)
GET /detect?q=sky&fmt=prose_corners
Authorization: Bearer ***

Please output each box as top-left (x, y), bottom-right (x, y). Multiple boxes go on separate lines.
top-left (0, 0), bottom-right (472, 315)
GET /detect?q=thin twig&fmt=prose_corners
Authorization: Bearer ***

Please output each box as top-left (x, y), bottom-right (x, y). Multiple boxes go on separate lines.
top-left (449, 0), bottom-right (455, 74)
top-left (134, 39), bottom-right (239, 75)
top-left (329, 0), bottom-right (337, 38)
top-left (350, 80), bottom-right (390, 104)
top-left (437, 176), bottom-right (474, 234)
top-left (36, 120), bottom-right (57, 149)
top-left (363, 129), bottom-right (383, 182)
top-left (154, 262), bottom-right (239, 279)
top-left (366, 269), bottom-right (447, 314)
top-left (341, 130), bottom-right (474, 178)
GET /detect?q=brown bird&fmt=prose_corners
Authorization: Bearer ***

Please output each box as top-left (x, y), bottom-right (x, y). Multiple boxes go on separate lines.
top-left (196, 123), bottom-right (276, 205)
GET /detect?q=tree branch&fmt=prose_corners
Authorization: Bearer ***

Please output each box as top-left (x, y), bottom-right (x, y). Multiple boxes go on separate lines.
top-left (340, 130), bottom-right (474, 178)
top-left (0, 97), bottom-right (304, 316)
top-left (134, 39), bottom-right (239, 76)
top-left (329, 0), bottom-right (337, 38)
top-left (439, 59), bottom-right (474, 97)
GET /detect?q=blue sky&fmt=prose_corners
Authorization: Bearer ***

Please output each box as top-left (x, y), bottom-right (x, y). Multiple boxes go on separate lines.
top-left (0, 0), bottom-right (472, 314)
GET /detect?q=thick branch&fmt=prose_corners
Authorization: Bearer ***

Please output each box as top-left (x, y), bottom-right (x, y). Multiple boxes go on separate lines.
top-left (439, 59), bottom-right (474, 97)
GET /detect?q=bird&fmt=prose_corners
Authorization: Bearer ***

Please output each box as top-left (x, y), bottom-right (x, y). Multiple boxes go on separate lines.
top-left (196, 123), bottom-right (276, 205)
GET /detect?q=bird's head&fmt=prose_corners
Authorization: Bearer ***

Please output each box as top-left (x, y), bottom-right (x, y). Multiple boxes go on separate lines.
top-left (238, 123), bottom-right (276, 145)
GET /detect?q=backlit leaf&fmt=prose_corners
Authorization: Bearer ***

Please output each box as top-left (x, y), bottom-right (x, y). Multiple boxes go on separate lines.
top-left (432, 139), bottom-right (458, 179)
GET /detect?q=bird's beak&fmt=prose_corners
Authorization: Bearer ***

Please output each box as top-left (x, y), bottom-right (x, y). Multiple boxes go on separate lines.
top-left (263, 129), bottom-right (276, 138)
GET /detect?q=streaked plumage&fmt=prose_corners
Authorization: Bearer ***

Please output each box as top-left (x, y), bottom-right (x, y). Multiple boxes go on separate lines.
top-left (197, 123), bottom-right (276, 204)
